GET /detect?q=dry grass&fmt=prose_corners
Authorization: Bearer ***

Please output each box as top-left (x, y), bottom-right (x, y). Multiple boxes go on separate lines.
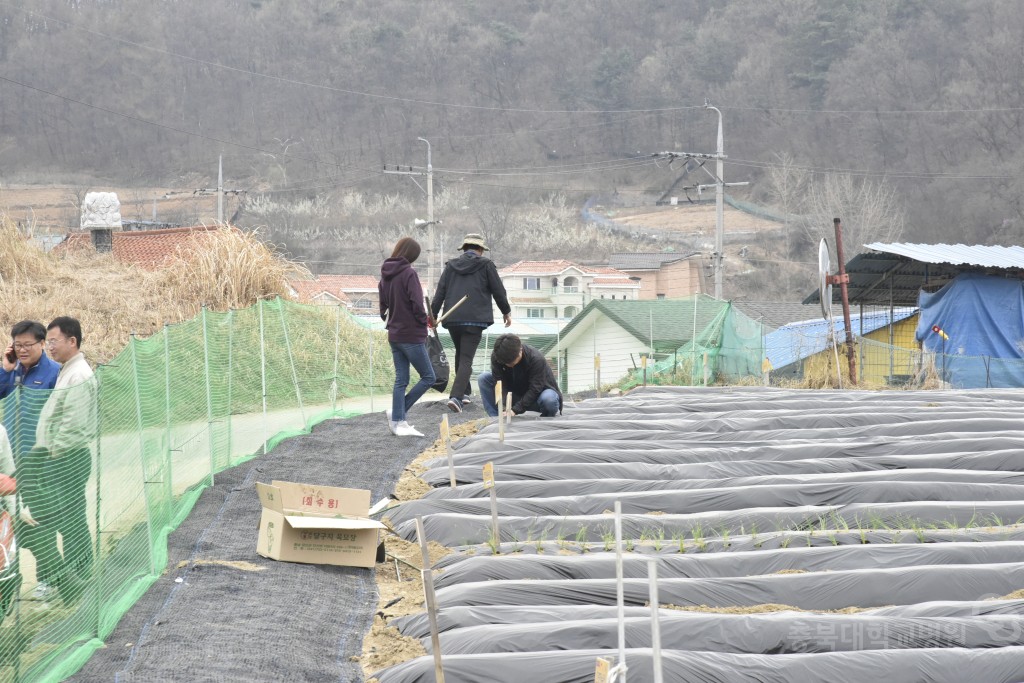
top-left (160, 226), bottom-right (308, 317)
top-left (0, 216), bottom-right (308, 364)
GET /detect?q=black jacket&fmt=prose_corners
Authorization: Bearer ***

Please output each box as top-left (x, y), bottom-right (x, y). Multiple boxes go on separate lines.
top-left (491, 344), bottom-right (563, 415)
top-left (430, 252), bottom-right (511, 327)
top-left (379, 257), bottom-right (428, 343)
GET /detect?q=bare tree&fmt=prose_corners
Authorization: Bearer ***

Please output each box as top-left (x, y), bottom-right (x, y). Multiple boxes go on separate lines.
top-left (764, 152), bottom-right (809, 217)
top-left (800, 173), bottom-right (905, 254)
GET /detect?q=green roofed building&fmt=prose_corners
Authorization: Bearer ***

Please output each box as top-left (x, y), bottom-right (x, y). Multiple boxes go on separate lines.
top-left (543, 296), bottom-right (765, 392)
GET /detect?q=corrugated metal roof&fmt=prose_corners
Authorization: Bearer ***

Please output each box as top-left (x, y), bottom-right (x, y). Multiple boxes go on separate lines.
top-left (863, 242), bottom-right (1024, 269)
top-left (804, 242), bottom-right (1024, 306)
top-left (765, 308), bottom-right (918, 369)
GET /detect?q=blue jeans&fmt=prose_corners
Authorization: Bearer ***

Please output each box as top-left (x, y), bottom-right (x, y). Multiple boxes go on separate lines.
top-left (391, 342), bottom-right (436, 422)
top-left (478, 371), bottom-right (560, 417)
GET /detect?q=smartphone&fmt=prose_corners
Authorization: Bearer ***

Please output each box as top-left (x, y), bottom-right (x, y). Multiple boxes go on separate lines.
top-left (4, 349), bottom-right (15, 364)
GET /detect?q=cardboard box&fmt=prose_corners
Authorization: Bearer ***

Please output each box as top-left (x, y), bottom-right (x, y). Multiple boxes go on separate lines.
top-left (255, 480), bottom-right (386, 568)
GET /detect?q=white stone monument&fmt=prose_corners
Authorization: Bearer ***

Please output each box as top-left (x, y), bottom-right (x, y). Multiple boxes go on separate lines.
top-left (80, 192), bottom-right (122, 229)
top-left (81, 192), bottom-right (122, 252)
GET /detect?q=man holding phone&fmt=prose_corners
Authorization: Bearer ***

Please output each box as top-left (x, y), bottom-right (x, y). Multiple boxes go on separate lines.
top-left (0, 320), bottom-right (60, 600)
top-left (0, 320), bottom-right (60, 399)
top-left (0, 321), bottom-right (61, 458)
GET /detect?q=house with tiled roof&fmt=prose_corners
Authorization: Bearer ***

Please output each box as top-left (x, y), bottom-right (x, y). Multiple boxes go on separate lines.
top-left (54, 225), bottom-right (226, 270)
top-left (498, 259), bottom-right (639, 319)
top-left (288, 274), bottom-right (379, 311)
top-left (608, 251), bottom-right (705, 299)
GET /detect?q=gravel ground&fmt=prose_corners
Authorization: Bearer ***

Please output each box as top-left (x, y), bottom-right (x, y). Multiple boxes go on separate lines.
top-left (69, 398), bottom-right (481, 683)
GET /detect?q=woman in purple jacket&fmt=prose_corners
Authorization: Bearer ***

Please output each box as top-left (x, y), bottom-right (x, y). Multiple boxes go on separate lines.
top-left (378, 237), bottom-right (435, 437)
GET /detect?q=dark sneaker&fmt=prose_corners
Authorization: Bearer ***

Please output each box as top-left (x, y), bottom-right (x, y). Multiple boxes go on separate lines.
top-left (446, 398), bottom-right (463, 413)
top-left (461, 398), bottom-right (472, 406)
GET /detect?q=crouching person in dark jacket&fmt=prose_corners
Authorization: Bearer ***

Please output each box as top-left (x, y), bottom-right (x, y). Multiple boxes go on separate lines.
top-left (478, 334), bottom-right (562, 417)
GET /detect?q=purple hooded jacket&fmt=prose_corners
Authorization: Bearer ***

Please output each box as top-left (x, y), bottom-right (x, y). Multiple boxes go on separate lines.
top-left (379, 257), bottom-right (429, 343)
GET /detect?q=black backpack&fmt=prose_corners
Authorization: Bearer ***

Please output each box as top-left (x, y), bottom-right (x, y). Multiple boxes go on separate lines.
top-left (426, 327), bottom-right (450, 393)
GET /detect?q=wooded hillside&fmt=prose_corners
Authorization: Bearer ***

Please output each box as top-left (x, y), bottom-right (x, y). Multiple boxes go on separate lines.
top-left (1, 0), bottom-right (1021, 299)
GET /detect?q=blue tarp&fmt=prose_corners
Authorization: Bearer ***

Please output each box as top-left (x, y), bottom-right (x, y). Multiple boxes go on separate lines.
top-left (916, 273), bottom-right (1024, 388)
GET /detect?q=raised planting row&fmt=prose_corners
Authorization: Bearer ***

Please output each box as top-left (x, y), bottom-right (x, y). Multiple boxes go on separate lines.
top-left (373, 387), bottom-right (1024, 683)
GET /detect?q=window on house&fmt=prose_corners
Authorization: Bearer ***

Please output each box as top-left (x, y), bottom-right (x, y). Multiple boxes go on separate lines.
top-left (526, 308), bottom-right (544, 318)
top-left (656, 293), bottom-right (666, 300)
top-left (523, 277), bottom-right (540, 290)
top-left (352, 297), bottom-right (374, 309)
top-left (600, 295), bottom-right (605, 299)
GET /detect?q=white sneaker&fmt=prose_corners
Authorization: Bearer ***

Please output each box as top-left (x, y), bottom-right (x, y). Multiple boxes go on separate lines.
top-left (385, 409), bottom-right (397, 434)
top-left (393, 421), bottom-right (424, 437)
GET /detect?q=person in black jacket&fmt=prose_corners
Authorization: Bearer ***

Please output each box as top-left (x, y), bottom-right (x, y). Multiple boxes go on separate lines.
top-left (478, 334), bottom-right (562, 417)
top-left (430, 233), bottom-right (511, 414)
top-left (379, 237), bottom-right (435, 437)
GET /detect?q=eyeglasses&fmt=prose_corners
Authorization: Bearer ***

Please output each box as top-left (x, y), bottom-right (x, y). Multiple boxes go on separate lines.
top-left (45, 337), bottom-right (68, 348)
top-left (12, 341), bottom-right (42, 351)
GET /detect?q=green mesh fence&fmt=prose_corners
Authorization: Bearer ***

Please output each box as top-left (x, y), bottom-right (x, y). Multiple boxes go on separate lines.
top-left (619, 296), bottom-right (766, 389)
top-left (1, 295), bottom-right (1020, 681)
top-left (0, 298), bottom-right (394, 682)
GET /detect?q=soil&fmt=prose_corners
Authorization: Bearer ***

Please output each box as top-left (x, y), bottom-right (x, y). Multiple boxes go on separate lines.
top-left (362, 419), bottom-right (485, 680)
top-left (595, 203), bottom-right (782, 236)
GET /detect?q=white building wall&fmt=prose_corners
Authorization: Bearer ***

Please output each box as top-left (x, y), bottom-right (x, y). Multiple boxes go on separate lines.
top-left (559, 316), bottom-right (644, 393)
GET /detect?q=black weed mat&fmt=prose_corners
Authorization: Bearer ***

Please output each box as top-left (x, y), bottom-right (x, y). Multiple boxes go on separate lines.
top-left (69, 400), bottom-right (479, 683)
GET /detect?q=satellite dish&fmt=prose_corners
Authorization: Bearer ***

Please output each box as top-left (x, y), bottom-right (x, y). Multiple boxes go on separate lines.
top-left (818, 238), bottom-right (833, 320)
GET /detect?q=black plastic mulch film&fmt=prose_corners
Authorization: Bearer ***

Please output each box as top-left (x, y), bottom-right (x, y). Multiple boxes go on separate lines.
top-left (373, 387), bottom-right (1024, 683)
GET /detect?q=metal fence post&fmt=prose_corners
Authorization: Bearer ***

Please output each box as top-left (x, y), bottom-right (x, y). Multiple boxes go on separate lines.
top-left (201, 305), bottom-right (215, 485)
top-left (130, 334), bottom-right (158, 576)
top-left (332, 303), bottom-right (342, 414)
top-left (163, 324), bottom-right (174, 504)
top-left (259, 299), bottom-right (268, 454)
top-left (93, 370), bottom-right (104, 641)
top-left (278, 300), bottom-right (306, 424)
top-left (226, 308), bottom-right (234, 464)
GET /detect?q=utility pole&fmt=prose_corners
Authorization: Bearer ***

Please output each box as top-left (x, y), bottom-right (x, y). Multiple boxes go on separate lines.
top-left (218, 155), bottom-right (223, 223)
top-left (164, 157), bottom-right (244, 224)
top-left (650, 100), bottom-right (747, 300)
top-left (384, 138), bottom-right (438, 290)
top-left (706, 100), bottom-right (724, 300)
top-left (420, 137), bottom-right (435, 290)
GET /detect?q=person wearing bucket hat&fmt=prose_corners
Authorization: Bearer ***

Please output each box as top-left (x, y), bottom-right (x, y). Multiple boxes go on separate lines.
top-left (430, 232), bottom-right (512, 413)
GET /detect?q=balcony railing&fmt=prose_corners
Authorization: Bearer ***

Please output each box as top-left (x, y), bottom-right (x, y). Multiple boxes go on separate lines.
top-left (517, 286), bottom-right (583, 296)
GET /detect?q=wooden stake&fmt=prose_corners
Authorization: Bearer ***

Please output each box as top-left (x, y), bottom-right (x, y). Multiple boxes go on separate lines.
top-left (483, 462), bottom-right (499, 549)
top-left (414, 517), bottom-right (445, 683)
top-left (495, 380), bottom-right (505, 442)
top-left (440, 413), bottom-right (455, 488)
